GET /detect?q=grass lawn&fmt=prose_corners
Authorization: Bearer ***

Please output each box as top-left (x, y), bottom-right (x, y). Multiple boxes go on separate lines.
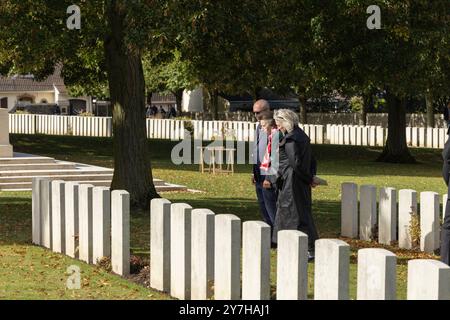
top-left (1, 134), bottom-right (447, 299)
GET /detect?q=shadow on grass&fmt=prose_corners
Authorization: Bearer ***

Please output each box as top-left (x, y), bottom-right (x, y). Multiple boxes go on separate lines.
top-left (0, 195), bottom-right (32, 245)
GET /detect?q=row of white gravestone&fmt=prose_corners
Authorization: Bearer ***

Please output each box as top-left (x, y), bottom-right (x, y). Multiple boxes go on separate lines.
top-left (31, 178), bottom-right (130, 276)
top-left (326, 124), bottom-right (449, 149)
top-left (327, 124), bottom-right (386, 147)
top-left (149, 198), bottom-right (450, 300)
top-left (30, 180), bottom-right (450, 300)
top-left (341, 183), bottom-right (444, 253)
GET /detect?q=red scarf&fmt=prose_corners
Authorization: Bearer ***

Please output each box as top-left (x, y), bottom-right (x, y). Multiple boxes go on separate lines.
top-left (260, 127), bottom-right (278, 172)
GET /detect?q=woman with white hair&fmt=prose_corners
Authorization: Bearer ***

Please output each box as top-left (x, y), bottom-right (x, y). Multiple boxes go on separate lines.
top-left (273, 109), bottom-right (319, 259)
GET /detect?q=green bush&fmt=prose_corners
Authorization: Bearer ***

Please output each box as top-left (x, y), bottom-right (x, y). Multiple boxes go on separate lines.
top-left (350, 96), bottom-right (364, 112)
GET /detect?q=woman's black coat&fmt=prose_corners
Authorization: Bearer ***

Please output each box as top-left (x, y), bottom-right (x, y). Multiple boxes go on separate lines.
top-left (273, 125), bottom-right (319, 250)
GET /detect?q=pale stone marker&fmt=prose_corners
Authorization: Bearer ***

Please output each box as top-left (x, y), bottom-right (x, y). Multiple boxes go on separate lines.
top-left (65, 182), bottom-right (79, 259)
top-left (427, 128), bottom-right (433, 148)
top-left (111, 190), bottom-right (130, 276)
top-left (420, 192), bottom-right (440, 253)
top-left (150, 198), bottom-right (172, 292)
top-left (317, 125), bottom-right (324, 144)
top-left (0, 108), bottom-right (13, 157)
top-left (433, 128), bottom-right (439, 149)
top-left (350, 126), bottom-right (356, 145)
top-left (357, 248), bottom-right (396, 300)
top-left (242, 221), bottom-right (271, 300)
top-left (398, 189), bottom-right (417, 249)
top-left (79, 184), bottom-right (94, 264)
top-left (439, 128), bottom-right (446, 149)
top-left (170, 203), bottom-right (192, 300)
top-left (338, 125), bottom-right (344, 145)
top-left (359, 185), bottom-right (377, 241)
top-left (378, 187), bottom-right (397, 245)
top-left (214, 214), bottom-right (241, 300)
top-left (369, 126), bottom-right (376, 146)
top-left (276, 230), bottom-right (308, 300)
top-left (314, 239), bottom-right (350, 300)
top-left (191, 209), bottom-right (215, 300)
top-left (407, 260), bottom-right (450, 300)
top-left (356, 126), bottom-right (362, 146)
top-left (92, 187), bottom-right (111, 264)
top-left (40, 179), bottom-right (52, 249)
top-left (341, 183), bottom-right (358, 238)
top-left (406, 127), bottom-right (411, 146)
top-left (412, 127), bottom-right (419, 147)
top-left (51, 180), bottom-right (66, 254)
top-left (32, 177), bottom-right (43, 245)
top-left (376, 127), bottom-right (384, 146)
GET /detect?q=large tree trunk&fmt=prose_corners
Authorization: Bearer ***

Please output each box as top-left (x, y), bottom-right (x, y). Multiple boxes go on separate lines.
top-left (172, 88), bottom-right (184, 113)
top-left (377, 91), bottom-right (415, 163)
top-left (426, 92), bottom-right (435, 128)
top-left (298, 93), bottom-right (308, 124)
top-left (105, 1), bottom-right (158, 209)
top-left (361, 94), bottom-right (371, 126)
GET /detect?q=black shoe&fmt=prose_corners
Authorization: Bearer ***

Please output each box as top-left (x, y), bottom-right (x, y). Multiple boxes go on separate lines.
top-left (271, 242), bottom-right (278, 249)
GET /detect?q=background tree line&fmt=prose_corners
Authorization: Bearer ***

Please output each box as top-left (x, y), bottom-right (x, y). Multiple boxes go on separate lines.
top-left (0, 0), bottom-right (449, 207)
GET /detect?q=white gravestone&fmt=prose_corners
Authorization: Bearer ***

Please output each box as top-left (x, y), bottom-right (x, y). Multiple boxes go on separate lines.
top-left (92, 187), bottom-right (111, 264)
top-left (191, 209), bottom-right (215, 300)
top-left (398, 189), bottom-right (417, 250)
top-left (0, 109), bottom-right (13, 157)
top-left (111, 190), bottom-right (130, 276)
top-left (170, 203), bottom-right (192, 300)
top-left (359, 185), bottom-right (377, 241)
top-left (214, 214), bottom-right (241, 300)
top-left (341, 183), bottom-right (358, 238)
top-left (277, 230), bottom-right (308, 300)
top-left (314, 239), bottom-right (350, 300)
top-left (407, 259), bottom-right (450, 300)
top-left (242, 221), bottom-right (271, 300)
top-left (357, 248), bottom-right (397, 300)
top-left (150, 198), bottom-right (172, 292)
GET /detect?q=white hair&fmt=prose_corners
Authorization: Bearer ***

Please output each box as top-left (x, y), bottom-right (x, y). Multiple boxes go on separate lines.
top-left (274, 109), bottom-right (299, 132)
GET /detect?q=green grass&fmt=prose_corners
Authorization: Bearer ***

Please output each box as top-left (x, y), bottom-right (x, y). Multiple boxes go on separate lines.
top-left (1, 134), bottom-right (447, 299)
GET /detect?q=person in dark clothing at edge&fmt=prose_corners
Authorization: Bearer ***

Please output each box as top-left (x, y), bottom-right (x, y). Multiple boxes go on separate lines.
top-left (440, 101), bottom-right (450, 265)
top-left (252, 100), bottom-right (278, 238)
top-left (272, 108), bottom-right (319, 260)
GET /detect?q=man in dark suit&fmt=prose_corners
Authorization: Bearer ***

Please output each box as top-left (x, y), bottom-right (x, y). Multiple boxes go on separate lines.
top-left (441, 119), bottom-right (450, 265)
top-left (252, 100), bottom-right (278, 231)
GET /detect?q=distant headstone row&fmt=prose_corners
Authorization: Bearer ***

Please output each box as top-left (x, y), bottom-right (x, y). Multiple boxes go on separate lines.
top-left (341, 183), bottom-right (444, 253)
top-left (32, 180), bottom-right (450, 299)
top-left (326, 124), bottom-right (449, 149)
top-left (11, 114), bottom-right (447, 149)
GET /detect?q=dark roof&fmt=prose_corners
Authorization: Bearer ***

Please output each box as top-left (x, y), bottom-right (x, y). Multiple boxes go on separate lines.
top-left (0, 66), bottom-right (67, 93)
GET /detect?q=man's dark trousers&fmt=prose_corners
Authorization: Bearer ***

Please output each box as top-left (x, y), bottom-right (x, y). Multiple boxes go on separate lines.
top-left (255, 176), bottom-right (277, 228)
